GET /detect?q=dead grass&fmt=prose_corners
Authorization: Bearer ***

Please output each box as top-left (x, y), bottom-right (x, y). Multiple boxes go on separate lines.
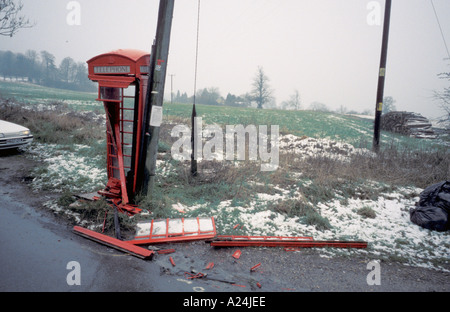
top-left (279, 142), bottom-right (449, 190)
top-left (357, 206), bottom-right (377, 219)
top-left (0, 98), bottom-right (105, 144)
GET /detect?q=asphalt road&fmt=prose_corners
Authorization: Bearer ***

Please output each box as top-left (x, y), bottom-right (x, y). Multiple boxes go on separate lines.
top-left (0, 178), bottom-right (192, 292)
top-left (1, 149), bottom-right (449, 296)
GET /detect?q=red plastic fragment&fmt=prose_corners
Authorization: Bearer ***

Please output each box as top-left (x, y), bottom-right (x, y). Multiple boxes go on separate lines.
top-left (250, 263), bottom-right (261, 272)
top-left (158, 249), bottom-right (176, 255)
top-left (169, 257), bottom-right (176, 267)
top-left (232, 250), bottom-right (242, 259)
top-left (205, 262), bottom-right (215, 270)
top-left (184, 272), bottom-right (206, 279)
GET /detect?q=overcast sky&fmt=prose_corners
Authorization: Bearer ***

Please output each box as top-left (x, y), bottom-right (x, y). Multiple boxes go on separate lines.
top-left (1, 0), bottom-right (449, 119)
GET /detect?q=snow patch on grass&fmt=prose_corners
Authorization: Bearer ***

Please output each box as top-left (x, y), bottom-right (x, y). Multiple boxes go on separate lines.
top-left (27, 143), bottom-right (107, 193)
top-left (279, 134), bottom-right (375, 161)
top-left (175, 185), bottom-right (449, 272)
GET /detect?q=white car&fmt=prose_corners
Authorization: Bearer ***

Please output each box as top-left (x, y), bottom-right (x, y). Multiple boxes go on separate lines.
top-left (0, 120), bottom-right (34, 150)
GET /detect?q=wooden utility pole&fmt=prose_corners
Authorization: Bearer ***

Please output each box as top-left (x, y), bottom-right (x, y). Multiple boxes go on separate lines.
top-left (140, 0), bottom-right (175, 196)
top-left (373, 0), bottom-right (392, 153)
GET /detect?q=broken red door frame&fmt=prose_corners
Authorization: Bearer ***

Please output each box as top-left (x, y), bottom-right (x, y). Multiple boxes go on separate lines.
top-left (209, 235), bottom-right (368, 249)
top-left (102, 102), bottom-right (130, 204)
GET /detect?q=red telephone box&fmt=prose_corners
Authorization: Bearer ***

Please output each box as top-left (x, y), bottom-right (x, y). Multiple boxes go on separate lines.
top-left (87, 49), bottom-right (150, 214)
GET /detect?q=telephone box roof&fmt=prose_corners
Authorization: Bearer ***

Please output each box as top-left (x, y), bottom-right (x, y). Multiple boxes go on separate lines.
top-left (87, 49), bottom-right (150, 77)
top-left (87, 49), bottom-right (149, 63)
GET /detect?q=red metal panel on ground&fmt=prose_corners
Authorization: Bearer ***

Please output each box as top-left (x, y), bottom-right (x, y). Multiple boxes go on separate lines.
top-left (216, 235), bottom-right (314, 242)
top-left (73, 226), bottom-right (154, 259)
top-left (210, 236), bottom-right (367, 249)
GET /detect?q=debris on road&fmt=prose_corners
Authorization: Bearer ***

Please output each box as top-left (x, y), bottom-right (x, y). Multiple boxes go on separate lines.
top-left (250, 263), bottom-right (261, 272)
top-left (157, 249), bottom-right (176, 255)
top-left (232, 250), bottom-right (242, 259)
top-left (209, 235), bottom-right (367, 249)
top-left (72, 226), bottom-right (154, 260)
top-left (184, 271), bottom-right (206, 280)
top-left (205, 262), bottom-right (215, 270)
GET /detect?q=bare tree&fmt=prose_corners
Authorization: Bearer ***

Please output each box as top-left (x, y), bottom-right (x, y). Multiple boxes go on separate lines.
top-left (251, 66), bottom-right (273, 109)
top-left (0, 0), bottom-right (33, 37)
top-left (73, 62), bottom-right (88, 86)
top-left (40, 50), bottom-right (56, 82)
top-left (309, 101), bottom-right (329, 112)
top-left (59, 57), bottom-right (76, 83)
top-left (337, 105), bottom-right (347, 115)
top-left (382, 96), bottom-right (397, 114)
top-left (281, 89), bottom-right (302, 110)
top-left (289, 89), bottom-right (301, 110)
top-left (434, 72), bottom-right (450, 130)
top-left (25, 49), bottom-right (39, 82)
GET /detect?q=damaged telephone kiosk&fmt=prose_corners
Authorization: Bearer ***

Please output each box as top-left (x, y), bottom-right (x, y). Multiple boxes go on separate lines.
top-left (75, 1), bottom-right (219, 259)
top-left (87, 49), bottom-right (151, 215)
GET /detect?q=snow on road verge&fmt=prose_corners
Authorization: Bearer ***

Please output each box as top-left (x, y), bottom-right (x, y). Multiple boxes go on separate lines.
top-left (173, 186), bottom-right (449, 272)
top-left (27, 134), bottom-right (449, 273)
top-left (27, 143), bottom-right (107, 193)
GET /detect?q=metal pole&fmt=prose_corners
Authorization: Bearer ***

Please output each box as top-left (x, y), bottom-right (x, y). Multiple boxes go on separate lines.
top-left (140, 0), bottom-right (175, 196)
top-left (191, 0), bottom-right (201, 177)
top-left (170, 74), bottom-right (175, 104)
top-left (373, 0), bottom-right (392, 153)
top-left (191, 102), bottom-right (198, 176)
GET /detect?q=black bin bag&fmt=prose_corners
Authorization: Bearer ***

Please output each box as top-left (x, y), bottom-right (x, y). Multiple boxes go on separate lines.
top-left (410, 181), bottom-right (450, 232)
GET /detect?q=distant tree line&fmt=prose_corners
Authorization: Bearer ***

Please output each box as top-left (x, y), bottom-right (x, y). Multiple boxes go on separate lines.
top-left (170, 65), bottom-right (375, 116)
top-left (173, 87), bottom-right (254, 108)
top-left (172, 86), bottom-right (373, 116)
top-left (0, 50), bottom-right (96, 92)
